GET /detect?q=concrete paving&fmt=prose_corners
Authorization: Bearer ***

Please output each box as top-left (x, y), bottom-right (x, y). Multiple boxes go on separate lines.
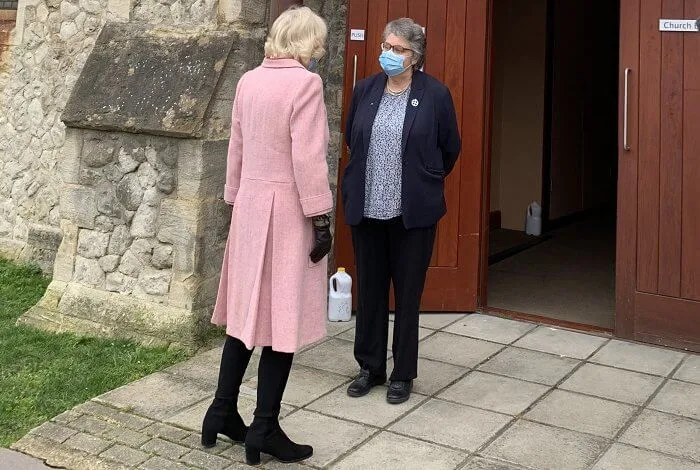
top-left (9, 313), bottom-right (700, 469)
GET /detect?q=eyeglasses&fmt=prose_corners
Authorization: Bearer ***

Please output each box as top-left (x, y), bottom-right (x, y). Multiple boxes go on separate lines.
top-left (380, 42), bottom-right (414, 55)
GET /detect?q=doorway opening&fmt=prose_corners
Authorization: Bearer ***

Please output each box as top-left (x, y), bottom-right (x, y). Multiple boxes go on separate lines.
top-left (485, 0), bottom-right (620, 329)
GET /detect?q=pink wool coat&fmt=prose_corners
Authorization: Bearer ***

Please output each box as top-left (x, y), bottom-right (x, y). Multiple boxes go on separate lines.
top-left (211, 58), bottom-right (333, 353)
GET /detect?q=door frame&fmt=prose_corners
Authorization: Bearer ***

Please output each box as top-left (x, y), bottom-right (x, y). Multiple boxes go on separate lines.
top-left (478, 0), bottom-right (617, 335)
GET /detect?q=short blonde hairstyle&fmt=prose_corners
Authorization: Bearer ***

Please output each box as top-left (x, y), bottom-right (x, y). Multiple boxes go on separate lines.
top-left (264, 6), bottom-right (327, 62)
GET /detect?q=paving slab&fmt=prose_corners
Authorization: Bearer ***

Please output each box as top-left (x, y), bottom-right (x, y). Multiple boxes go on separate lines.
top-left (513, 326), bottom-right (608, 359)
top-left (478, 347), bottom-right (580, 385)
top-left (559, 363), bottom-right (664, 405)
top-left (674, 354), bottom-right (700, 384)
top-left (278, 410), bottom-right (375, 468)
top-left (387, 356), bottom-right (468, 395)
top-left (294, 338), bottom-right (358, 377)
top-left (460, 457), bottom-right (526, 470)
top-left (419, 313), bottom-right (466, 330)
top-left (483, 420), bottom-right (609, 470)
top-left (648, 379), bottom-right (700, 420)
top-left (440, 371), bottom-right (550, 415)
top-left (444, 314), bottom-right (536, 344)
top-left (389, 398), bottom-right (511, 452)
top-left (524, 389), bottom-right (638, 438)
top-left (0, 449), bottom-right (52, 470)
top-left (338, 323), bottom-right (433, 350)
top-left (419, 332), bottom-right (504, 367)
top-left (95, 372), bottom-right (212, 420)
top-left (100, 444), bottom-right (150, 467)
top-left (619, 409), bottom-right (700, 462)
top-left (245, 365), bottom-right (349, 407)
top-left (590, 340), bottom-right (686, 376)
top-left (326, 318), bottom-right (356, 336)
top-left (333, 431), bottom-right (467, 470)
top-left (307, 385), bottom-right (427, 427)
top-left (592, 443), bottom-right (700, 470)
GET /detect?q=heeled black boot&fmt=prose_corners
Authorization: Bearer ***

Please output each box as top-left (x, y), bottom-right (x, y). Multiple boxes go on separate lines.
top-left (244, 347), bottom-right (312, 465)
top-left (200, 336), bottom-right (254, 448)
top-left (244, 416), bottom-right (313, 465)
top-left (201, 397), bottom-right (247, 447)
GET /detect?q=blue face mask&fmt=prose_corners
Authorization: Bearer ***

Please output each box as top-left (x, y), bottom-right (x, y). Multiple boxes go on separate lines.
top-left (307, 58), bottom-right (319, 72)
top-left (379, 50), bottom-right (409, 77)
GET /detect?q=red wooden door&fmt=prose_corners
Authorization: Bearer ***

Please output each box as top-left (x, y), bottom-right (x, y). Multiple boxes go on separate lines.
top-left (335, 0), bottom-right (489, 311)
top-left (618, 0), bottom-right (700, 351)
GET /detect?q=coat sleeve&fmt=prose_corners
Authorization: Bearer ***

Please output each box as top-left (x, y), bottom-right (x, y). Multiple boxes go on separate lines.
top-left (224, 76), bottom-right (245, 205)
top-left (438, 85), bottom-right (462, 176)
top-left (345, 82), bottom-right (361, 149)
top-left (290, 73), bottom-right (333, 217)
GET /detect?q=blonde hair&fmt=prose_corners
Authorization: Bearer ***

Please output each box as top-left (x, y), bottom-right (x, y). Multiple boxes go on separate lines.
top-left (264, 6), bottom-right (327, 62)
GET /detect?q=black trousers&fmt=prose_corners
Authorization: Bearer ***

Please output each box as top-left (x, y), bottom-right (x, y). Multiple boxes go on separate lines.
top-left (351, 217), bottom-right (436, 381)
top-left (216, 336), bottom-right (294, 418)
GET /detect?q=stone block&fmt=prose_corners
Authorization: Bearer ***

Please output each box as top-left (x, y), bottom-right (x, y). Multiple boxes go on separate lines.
top-left (62, 23), bottom-right (236, 138)
top-left (30, 422), bottom-right (79, 444)
top-left (141, 423), bottom-right (191, 442)
top-left (73, 257), bottom-right (105, 287)
top-left (157, 199), bottom-right (197, 246)
top-left (70, 414), bottom-right (113, 435)
top-left (619, 410), bottom-right (700, 462)
top-left (218, 0), bottom-right (268, 24)
top-left (333, 432), bottom-right (466, 470)
top-left (99, 255), bottom-right (121, 273)
top-left (179, 450), bottom-right (230, 470)
top-left (64, 432), bottom-right (112, 455)
top-left (108, 225), bottom-right (132, 255)
top-left (106, 272), bottom-right (136, 293)
top-left (484, 421), bottom-right (608, 470)
top-left (140, 438), bottom-right (190, 460)
top-left (478, 347), bottom-right (580, 386)
top-left (60, 185), bottom-right (97, 228)
top-left (131, 205), bottom-right (158, 238)
top-left (100, 444), bottom-right (149, 466)
top-left (107, 0), bottom-right (132, 20)
top-left (440, 371), bottom-right (549, 415)
top-left (96, 372), bottom-right (210, 420)
top-left (391, 399), bottom-right (511, 452)
top-left (419, 332), bottom-right (504, 368)
top-left (560, 363), bottom-right (664, 405)
top-left (152, 243), bottom-right (173, 269)
top-left (82, 137), bottom-right (118, 168)
top-left (138, 267), bottom-right (172, 296)
top-left (590, 340), bottom-right (686, 376)
top-left (77, 230), bottom-right (110, 259)
top-left (444, 314), bottom-right (536, 344)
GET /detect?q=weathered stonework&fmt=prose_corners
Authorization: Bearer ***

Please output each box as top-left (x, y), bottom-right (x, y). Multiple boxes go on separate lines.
top-left (4, 0), bottom-right (348, 348)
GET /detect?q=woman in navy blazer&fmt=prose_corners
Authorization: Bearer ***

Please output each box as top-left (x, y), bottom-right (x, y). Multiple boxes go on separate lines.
top-left (342, 18), bottom-right (461, 404)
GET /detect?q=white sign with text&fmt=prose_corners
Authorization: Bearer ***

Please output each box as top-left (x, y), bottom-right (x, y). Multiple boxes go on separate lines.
top-left (350, 29), bottom-right (366, 41)
top-left (659, 19), bottom-right (699, 32)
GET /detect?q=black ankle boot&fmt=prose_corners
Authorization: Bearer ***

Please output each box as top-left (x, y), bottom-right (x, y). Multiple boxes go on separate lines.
top-left (244, 417), bottom-right (313, 465)
top-left (201, 398), bottom-right (247, 447)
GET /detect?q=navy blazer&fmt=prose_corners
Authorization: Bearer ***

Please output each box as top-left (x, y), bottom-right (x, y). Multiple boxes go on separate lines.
top-left (341, 71), bottom-right (461, 229)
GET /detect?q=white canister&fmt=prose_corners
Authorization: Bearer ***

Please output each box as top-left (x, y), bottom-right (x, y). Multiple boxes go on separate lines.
top-left (328, 267), bottom-right (352, 322)
top-left (526, 201), bottom-right (542, 236)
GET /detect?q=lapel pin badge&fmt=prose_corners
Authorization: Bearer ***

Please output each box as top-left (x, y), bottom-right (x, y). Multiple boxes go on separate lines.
top-left (411, 99), bottom-right (419, 107)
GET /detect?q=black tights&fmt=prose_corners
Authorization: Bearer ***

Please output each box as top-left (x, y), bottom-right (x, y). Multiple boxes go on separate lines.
top-left (216, 336), bottom-right (294, 418)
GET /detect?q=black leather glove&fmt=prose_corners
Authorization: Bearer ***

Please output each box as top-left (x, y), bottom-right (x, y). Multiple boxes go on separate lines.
top-left (310, 214), bottom-right (332, 263)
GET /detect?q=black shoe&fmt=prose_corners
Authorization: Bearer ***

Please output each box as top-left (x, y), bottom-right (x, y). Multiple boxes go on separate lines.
top-left (245, 417), bottom-right (313, 465)
top-left (347, 369), bottom-right (387, 397)
top-left (387, 380), bottom-right (413, 404)
top-left (201, 398), bottom-right (247, 447)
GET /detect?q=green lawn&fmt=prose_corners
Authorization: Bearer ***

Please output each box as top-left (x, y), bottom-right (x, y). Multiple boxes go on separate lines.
top-left (0, 258), bottom-right (189, 447)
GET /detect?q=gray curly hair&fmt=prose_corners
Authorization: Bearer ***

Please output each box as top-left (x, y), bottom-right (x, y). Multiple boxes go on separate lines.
top-left (382, 18), bottom-right (426, 70)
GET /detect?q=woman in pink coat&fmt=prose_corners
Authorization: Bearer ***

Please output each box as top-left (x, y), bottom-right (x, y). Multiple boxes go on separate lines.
top-left (201, 6), bottom-right (333, 465)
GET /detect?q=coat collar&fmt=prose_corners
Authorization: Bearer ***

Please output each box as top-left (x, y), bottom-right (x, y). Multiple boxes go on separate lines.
top-left (262, 58), bottom-right (305, 69)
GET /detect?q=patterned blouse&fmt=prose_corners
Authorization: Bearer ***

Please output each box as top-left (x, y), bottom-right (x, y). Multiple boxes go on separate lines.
top-left (363, 87), bottom-right (410, 219)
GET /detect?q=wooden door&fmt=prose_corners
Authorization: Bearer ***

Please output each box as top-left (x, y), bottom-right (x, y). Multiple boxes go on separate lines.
top-left (335, 0), bottom-right (489, 311)
top-left (617, 0), bottom-right (700, 351)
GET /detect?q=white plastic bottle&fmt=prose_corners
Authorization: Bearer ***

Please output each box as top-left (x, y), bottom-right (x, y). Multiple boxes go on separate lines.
top-left (328, 267), bottom-right (352, 322)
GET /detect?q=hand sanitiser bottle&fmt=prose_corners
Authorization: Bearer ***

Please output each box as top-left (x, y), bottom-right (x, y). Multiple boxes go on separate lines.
top-left (328, 267), bottom-right (352, 322)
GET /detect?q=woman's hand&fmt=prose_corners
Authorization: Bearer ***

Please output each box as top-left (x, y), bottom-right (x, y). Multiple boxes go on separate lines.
top-left (310, 214), bottom-right (332, 263)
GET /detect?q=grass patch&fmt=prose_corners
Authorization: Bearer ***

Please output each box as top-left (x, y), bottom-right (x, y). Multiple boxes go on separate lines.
top-left (0, 258), bottom-right (190, 447)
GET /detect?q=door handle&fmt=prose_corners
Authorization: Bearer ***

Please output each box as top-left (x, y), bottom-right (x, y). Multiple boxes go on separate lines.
top-left (623, 67), bottom-right (631, 151)
top-left (353, 55), bottom-right (358, 89)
